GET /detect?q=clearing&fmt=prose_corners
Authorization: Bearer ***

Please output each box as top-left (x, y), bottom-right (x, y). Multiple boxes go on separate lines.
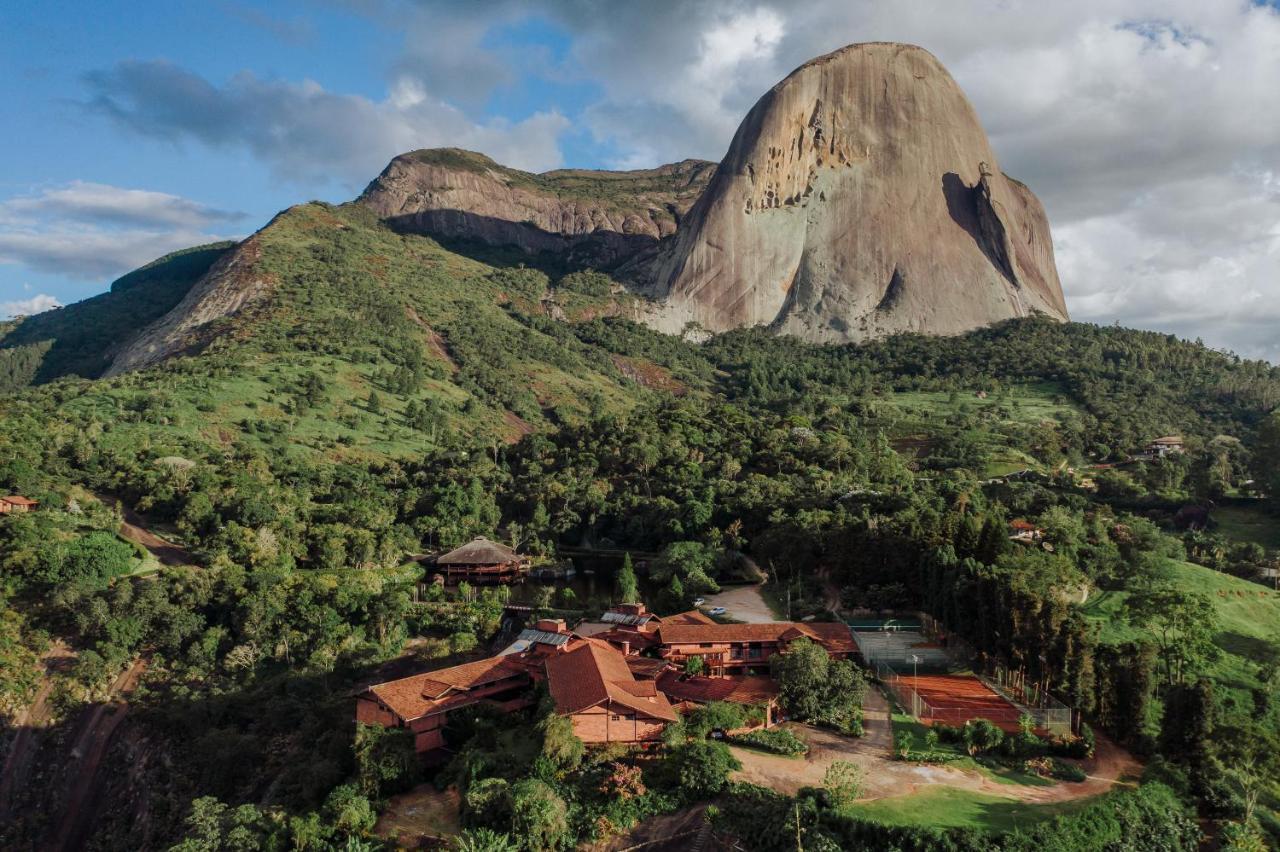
top-left (727, 689), bottom-right (1139, 833)
top-left (701, 584), bottom-right (782, 623)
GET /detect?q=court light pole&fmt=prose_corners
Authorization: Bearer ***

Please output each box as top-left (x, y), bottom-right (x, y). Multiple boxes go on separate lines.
top-left (910, 653), bottom-right (921, 717)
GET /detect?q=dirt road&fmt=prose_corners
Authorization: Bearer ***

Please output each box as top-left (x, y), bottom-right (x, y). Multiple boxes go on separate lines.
top-left (702, 584), bottom-right (779, 623)
top-left (49, 657), bottom-right (148, 852)
top-left (0, 641), bottom-right (75, 822)
top-left (100, 495), bottom-right (194, 566)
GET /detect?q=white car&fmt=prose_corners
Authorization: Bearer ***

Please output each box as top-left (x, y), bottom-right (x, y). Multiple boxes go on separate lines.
top-left (708, 606), bottom-right (727, 616)
top-left (693, 597), bottom-right (706, 607)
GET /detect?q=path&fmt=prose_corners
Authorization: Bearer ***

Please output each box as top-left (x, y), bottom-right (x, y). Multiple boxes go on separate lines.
top-left (702, 584), bottom-right (777, 623)
top-left (0, 641), bottom-right (75, 822)
top-left (100, 495), bottom-right (194, 566)
top-left (50, 656), bottom-right (148, 852)
top-left (729, 711), bottom-right (1138, 806)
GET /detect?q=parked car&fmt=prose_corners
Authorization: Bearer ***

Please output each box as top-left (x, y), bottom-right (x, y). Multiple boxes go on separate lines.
top-left (708, 606), bottom-right (727, 616)
top-left (693, 597), bottom-right (706, 607)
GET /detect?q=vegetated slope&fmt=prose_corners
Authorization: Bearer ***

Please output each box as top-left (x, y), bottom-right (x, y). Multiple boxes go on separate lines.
top-left (4, 202), bottom-right (701, 463)
top-left (1081, 559), bottom-right (1280, 702)
top-left (0, 242), bottom-right (234, 390)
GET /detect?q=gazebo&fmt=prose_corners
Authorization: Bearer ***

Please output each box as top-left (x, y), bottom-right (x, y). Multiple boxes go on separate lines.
top-left (433, 536), bottom-right (530, 584)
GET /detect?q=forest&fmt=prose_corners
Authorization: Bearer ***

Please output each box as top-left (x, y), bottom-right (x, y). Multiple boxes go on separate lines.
top-left (2, 212), bottom-right (1279, 850)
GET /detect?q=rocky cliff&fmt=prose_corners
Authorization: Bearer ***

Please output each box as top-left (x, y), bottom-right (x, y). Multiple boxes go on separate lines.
top-left (359, 149), bottom-right (715, 269)
top-left (646, 42), bottom-right (1068, 340)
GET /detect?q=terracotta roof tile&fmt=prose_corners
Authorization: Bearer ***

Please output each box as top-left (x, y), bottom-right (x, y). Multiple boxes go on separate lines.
top-left (545, 640), bottom-right (678, 722)
top-left (368, 656), bottom-right (526, 721)
top-left (658, 621), bottom-right (856, 655)
top-left (656, 672), bottom-right (780, 705)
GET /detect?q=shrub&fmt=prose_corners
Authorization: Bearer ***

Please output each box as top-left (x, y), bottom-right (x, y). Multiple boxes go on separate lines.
top-left (728, 728), bottom-right (809, 756)
top-left (669, 740), bottom-right (741, 799)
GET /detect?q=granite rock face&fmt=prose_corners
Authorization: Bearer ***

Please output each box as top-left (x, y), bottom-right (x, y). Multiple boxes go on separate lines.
top-left (359, 149), bottom-right (716, 269)
top-left (645, 42), bottom-right (1068, 340)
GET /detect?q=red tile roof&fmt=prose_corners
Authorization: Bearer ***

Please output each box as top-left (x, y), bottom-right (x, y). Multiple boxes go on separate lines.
top-left (545, 640), bottom-right (678, 722)
top-left (661, 610), bottom-right (717, 625)
top-left (657, 621), bottom-right (855, 654)
top-left (368, 656), bottom-right (527, 721)
top-left (656, 672), bottom-right (779, 705)
top-left (2, 496), bottom-right (37, 506)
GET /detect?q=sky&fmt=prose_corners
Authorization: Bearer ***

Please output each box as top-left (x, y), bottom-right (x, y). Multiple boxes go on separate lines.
top-left (1, 0), bottom-right (1278, 360)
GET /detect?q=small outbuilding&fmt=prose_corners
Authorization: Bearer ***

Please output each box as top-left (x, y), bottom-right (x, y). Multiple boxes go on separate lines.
top-left (0, 496), bottom-right (38, 514)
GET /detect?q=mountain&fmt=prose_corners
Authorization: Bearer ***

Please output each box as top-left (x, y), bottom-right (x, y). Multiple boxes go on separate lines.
top-left (15, 41), bottom-right (1069, 388)
top-left (646, 42), bottom-right (1069, 340)
top-left (358, 42), bottom-right (1069, 342)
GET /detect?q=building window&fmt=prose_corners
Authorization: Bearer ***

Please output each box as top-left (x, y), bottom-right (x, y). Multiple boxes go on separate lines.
top-left (611, 714), bottom-right (622, 721)
top-left (700, 643), bottom-right (713, 648)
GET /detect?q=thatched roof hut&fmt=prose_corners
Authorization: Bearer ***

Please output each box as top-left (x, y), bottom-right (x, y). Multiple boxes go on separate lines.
top-left (437, 537), bottom-right (521, 566)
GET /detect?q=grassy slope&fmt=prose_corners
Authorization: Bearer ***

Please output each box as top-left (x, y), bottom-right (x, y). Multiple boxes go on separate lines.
top-left (849, 786), bottom-right (1088, 832)
top-left (4, 203), bottom-right (680, 465)
top-left (1213, 504), bottom-right (1280, 549)
top-left (1081, 560), bottom-right (1280, 696)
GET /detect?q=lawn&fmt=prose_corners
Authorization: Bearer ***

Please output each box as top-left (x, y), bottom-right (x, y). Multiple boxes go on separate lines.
top-left (888, 707), bottom-right (1052, 788)
top-left (1213, 504), bottom-right (1280, 550)
top-left (848, 786), bottom-right (1087, 833)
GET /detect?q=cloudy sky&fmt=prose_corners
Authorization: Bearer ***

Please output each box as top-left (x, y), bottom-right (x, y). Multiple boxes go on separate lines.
top-left (2, 1), bottom-right (1277, 359)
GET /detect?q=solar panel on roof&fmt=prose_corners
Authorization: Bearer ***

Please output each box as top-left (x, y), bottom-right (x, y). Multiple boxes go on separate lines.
top-left (601, 611), bottom-right (652, 626)
top-left (517, 628), bottom-right (571, 647)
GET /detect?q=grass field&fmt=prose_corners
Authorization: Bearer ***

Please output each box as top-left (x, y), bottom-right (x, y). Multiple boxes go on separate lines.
top-left (1213, 504), bottom-right (1280, 550)
top-left (848, 786), bottom-right (1087, 832)
top-left (887, 382), bottom-right (1079, 423)
top-left (1081, 560), bottom-right (1280, 697)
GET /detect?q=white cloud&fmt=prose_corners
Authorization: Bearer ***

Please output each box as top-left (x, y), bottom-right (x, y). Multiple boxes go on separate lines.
top-left (0, 293), bottom-right (62, 319)
top-left (0, 182), bottom-right (240, 280)
top-left (83, 60), bottom-right (571, 187)
top-left (1, 181), bottom-right (244, 230)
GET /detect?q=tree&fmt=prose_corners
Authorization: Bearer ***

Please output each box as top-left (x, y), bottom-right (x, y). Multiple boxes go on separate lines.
top-left (616, 553), bottom-right (638, 603)
top-left (507, 779), bottom-right (569, 852)
top-left (822, 760), bottom-right (863, 808)
top-left (454, 829), bottom-right (519, 852)
top-left (684, 655), bottom-right (705, 676)
top-left (685, 701), bottom-right (747, 738)
top-left (770, 639), bottom-right (865, 724)
top-left (669, 740), bottom-right (740, 799)
top-left (1125, 583), bottom-right (1219, 686)
top-left (366, 390), bottom-right (383, 415)
top-left (537, 711), bottom-right (584, 772)
top-left (1160, 678), bottom-right (1215, 772)
top-left (323, 785), bottom-right (376, 835)
top-left (353, 723), bottom-right (418, 797)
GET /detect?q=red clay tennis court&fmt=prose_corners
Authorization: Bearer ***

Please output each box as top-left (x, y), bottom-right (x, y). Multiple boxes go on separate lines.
top-left (900, 672), bottom-right (1025, 732)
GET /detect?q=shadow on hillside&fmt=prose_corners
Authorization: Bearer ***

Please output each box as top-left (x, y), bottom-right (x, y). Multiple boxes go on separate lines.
top-left (381, 209), bottom-right (666, 279)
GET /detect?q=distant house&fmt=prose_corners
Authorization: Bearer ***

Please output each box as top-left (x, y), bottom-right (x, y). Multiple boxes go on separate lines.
top-left (432, 536), bottom-right (530, 584)
top-left (1146, 436), bottom-right (1185, 458)
top-left (0, 496), bottom-right (38, 514)
top-left (1009, 519), bottom-right (1045, 543)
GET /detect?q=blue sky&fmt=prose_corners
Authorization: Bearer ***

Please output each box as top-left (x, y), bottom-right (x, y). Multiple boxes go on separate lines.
top-left (2, 1), bottom-right (1278, 360)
